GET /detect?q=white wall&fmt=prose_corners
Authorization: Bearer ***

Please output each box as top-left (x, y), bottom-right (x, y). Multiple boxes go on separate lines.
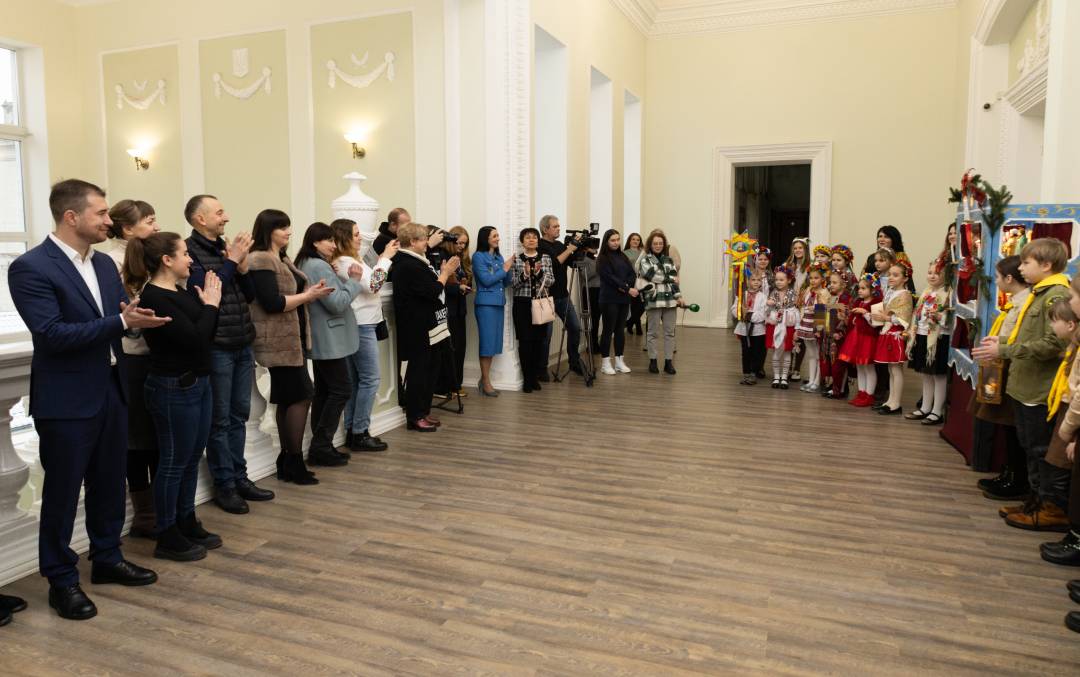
top-left (588, 67), bottom-right (613, 228)
top-left (533, 25), bottom-right (568, 223)
top-left (622, 90), bottom-right (642, 235)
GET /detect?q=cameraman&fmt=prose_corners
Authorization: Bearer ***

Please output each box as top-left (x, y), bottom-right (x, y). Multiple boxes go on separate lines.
top-left (537, 215), bottom-right (585, 376)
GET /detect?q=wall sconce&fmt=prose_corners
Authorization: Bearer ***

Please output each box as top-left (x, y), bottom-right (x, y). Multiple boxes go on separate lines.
top-left (344, 131), bottom-right (366, 159)
top-left (126, 148), bottom-right (150, 171)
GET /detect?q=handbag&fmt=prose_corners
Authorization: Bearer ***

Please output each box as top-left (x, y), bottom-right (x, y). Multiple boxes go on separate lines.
top-left (375, 319), bottom-right (389, 341)
top-left (531, 291), bottom-right (555, 325)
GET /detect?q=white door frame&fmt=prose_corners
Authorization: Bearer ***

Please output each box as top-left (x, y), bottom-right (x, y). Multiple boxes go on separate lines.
top-left (709, 141), bottom-right (832, 328)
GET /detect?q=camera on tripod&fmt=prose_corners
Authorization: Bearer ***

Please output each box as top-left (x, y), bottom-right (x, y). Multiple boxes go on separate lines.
top-left (564, 222), bottom-right (601, 250)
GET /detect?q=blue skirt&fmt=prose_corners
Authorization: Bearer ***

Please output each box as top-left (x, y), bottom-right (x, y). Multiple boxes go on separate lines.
top-left (475, 304), bottom-right (505, 357)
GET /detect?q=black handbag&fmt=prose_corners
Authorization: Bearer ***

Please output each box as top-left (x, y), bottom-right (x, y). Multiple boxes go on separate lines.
top-left (375, 319), bottom-right (390, 341)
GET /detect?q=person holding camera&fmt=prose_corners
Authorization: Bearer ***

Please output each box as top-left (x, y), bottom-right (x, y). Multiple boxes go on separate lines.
top-left (512, 228), bottom-right (555, 392)
top-left (597, 229), bottom-right (639, 375)
top-left (441, 226), bottom-right (473, 396)
top-left (473, 226), bottom-right (515, 396)
top-left (391, 223), bottom-right (460, 431)
top-left (373, 207), bottom-right (410, 257)
top-left (537, 215), bottom-right (585, 377)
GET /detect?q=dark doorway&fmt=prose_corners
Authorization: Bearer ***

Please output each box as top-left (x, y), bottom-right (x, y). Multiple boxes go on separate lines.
top-left (733, 164), bottom-right (811, 263)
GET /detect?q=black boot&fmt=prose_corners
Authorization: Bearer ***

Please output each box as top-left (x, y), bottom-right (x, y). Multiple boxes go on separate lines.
top-left (1040, 531), bottom-right (1080, 566)
top-left (177, 512), bottom-right (223, 550)
top-left (648, 359), bottom-right (659, 374)
top-left (350, 431), bottom-right (388, 452)
top-left (308, 447), bottom-right (347, 467)
top-left (213, 487), bottom-right (249, 515)
top-left (280, 453), bottom-right (319, 485)
top-left (663, 360), bottom-right (676, 375)
top-left (153, 524), bottom-right (207, 562)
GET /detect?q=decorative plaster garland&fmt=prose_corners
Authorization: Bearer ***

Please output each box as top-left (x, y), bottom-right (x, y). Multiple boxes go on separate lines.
top-left (114, 80), bottom-right (166, 110)
top-left (326, 52), bottom-right (395, 89)
top-left (212, 67), bottom-right (272, 100)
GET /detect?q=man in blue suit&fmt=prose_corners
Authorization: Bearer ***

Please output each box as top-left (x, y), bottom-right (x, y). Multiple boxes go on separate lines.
top-left (8, 179), bottom-right (170, 620)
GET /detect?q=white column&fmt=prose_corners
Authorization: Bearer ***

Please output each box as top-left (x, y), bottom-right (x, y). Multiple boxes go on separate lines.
top-left (484, 0), bottom-right (530, 391)
top-left (0, 342), bottom-right (38, 586)
top-left (1041, 0), bottom-right (1080, 202)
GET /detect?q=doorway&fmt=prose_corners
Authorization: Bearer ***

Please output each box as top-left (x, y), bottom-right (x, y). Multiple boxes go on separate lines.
top-left (734, 164), bottom-right (811, 264)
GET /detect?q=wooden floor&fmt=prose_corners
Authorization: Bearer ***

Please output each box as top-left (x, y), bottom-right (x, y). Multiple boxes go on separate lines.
top-left (2, 328), bottom-right (1080, 675)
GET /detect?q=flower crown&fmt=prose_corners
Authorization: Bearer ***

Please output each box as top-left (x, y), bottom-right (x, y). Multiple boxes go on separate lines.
top-left (859, 272), bottom-right (878, 287)
top-left (809, 261), bottom-right (830, 276)
top-left (893, 258), bottom-right (913, 278)
top-left (791, 237), bottom-right (810, 247)
top-left (830, 244), bottom-right (854, 263)
top-left (813, 244), bottom-right (832, 259)
top-left (753, 244), bottom-right (772, 258)
top-left (774, 264), bottom-right (794, 279)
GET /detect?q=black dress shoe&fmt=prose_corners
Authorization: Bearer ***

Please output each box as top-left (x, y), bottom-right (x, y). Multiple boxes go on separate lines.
top-left (236, 478), bottom-right (275, 502)
top-left (1041, 532), bottom-right (1080, 566)
top-left (213, 487), bottom-right (250, 514)
top-left (308, 448), bottom-right (348, 466)
top-left (1067, 611), bottom-right (1080, 633)
top-left (49, 584), bottom-right (97, 620)
top-left (178, 513), bottom-right (223, 550)
top-left (982, 477), bottom-right (1030, 501)
top-left (1068, 579), bottom-right (1080, 597)
top-left (0, 607), bottom-right (9, 627)
top-left (90, 560), bottom-right (158, 586)
top-left (0, 593), bottom-right (28, 614)
top-left (537, 372), bottom-right (551, 383)
top-left (878, 405), bottom-right (902, 416)
top-left (349, 433), bottom-right (388, 452)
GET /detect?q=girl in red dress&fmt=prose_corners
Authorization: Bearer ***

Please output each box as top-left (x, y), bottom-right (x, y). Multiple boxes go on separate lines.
top-left (872, 261), bottom-right (915, 415)
top-left (840, 275), bottom-right (882, 406)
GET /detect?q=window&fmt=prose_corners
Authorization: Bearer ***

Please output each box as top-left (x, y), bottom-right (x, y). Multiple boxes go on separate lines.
top-left (0, 46), bottom-right (30, 322)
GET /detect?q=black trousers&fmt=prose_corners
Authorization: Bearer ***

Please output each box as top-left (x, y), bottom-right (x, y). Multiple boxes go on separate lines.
top-left (513, 298), bottom-right (545, 387)
top-left (628, 297), bottom-right (645, 333)
top-left (1012, 400), bottom-right (1053, 497)
top-left (311, 358), bottom-right (352, 454)
top-left (588, 287), bottom-right (602, 352)
top-left (402, 347), bottom-right (437, 420)
top-left (971, 417), bottom-right (1024, 475)
top-left (36, 369), bottom-right (127, 586)
top-left (740, 334), bottom-right (766, 374)
top-left (599, 303), bottom-right (630, 357)
top-left (448, 314), bottom-right (466, 391)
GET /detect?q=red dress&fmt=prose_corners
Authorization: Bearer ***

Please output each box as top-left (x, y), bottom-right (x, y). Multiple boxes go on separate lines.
top-left (838, 298), bottom-right (879, 365)
top-left (874, 289), bottom-right (913, 364)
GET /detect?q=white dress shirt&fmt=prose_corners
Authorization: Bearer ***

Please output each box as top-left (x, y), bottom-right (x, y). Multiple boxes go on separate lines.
top-left (49, 233), bottom-right (121, 364)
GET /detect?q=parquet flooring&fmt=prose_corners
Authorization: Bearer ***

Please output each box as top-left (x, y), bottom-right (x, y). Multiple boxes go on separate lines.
top-left (2, 328), bottom-right (1080, 675)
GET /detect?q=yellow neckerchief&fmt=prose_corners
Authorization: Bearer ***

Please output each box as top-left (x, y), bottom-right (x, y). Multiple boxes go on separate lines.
top-left (988, 301), bottom-right (1012, 338)
top-left (1047, 345), bottom-right (1076, 420)
top-left (1008, 273), bottom-right (1070, 344)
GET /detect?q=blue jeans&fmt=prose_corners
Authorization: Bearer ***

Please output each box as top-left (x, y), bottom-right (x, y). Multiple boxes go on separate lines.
top-left (345, 324), bottom-right (381, 434)
top-left (145, 374), bottom-right (213, 530)
top-left (541, 297), bottom-right (582, 367)
top-left (206, 346), bottom-right (253, 488)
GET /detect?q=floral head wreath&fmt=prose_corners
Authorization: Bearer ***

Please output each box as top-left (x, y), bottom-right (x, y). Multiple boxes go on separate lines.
top-left (791, 237), bottom-right (810, 248)
top-left (813, 244), bottom-right (832, 259)
top-left (809, 261), bottom-right (830, 276)
top-left (860, 272), bottom-right (878, 288)
top-left (831, 244), bottom-right (854, 263)
top-left (774, 264), bottom-right (794, 279)
top-left (753, 244), bottom-right (772, 258)
top-left (893, 258), bottom-right (914, 279)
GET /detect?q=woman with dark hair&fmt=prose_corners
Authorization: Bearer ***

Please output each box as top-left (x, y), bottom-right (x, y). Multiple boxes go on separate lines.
top-left (373, 207), bottom-right (411, 256)
top-left (862, 225), bottom-right (907, 274)
top-left (511, 227), bottom-right (555, 392)
top-left (296, 223), bottom-right (366, 465)
top-left (247, 210), bottom-right (332, 484)
top-left (126, 233), bottom-right (222, 562)
top-left (596, 229), bottom-right (639, 375)
top-left (391, 223), bottom-right (460, 431)
top-left (472, 226), bottom-right (514, 396)
top-left (624, 232), bottom-right (645, 335)
top-left (107, 199), bottom-right (160, 538)
top-left (442, 226), bottom-right (473, 395)
top-left (330, 218), bottom-right (395, 453)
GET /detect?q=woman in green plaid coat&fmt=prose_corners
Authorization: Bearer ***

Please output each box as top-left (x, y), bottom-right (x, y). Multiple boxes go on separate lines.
top-left (637, 231), bottom-right (687, 374)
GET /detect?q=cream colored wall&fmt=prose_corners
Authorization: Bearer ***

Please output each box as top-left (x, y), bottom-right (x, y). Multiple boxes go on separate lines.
top-left (1008, 0), bottom-right (1040, 85)
top-left (531, 0), bottom-right (646, 231)
top-left (643, 8), bottom-right (964, 325)
top-left (70, 0), bottom-right (444, 239)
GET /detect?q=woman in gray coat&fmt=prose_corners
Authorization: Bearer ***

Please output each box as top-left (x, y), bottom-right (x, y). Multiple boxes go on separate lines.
top-left (295, 222), bottom-right (365, 467)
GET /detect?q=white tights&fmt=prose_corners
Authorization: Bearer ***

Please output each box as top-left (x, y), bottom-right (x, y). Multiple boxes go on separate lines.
top-left (802, 339), bottom-right (820, 387)
top-left (919, 373), bottom-right (948, 416)
top-left (856, 363), bottom-right (877, 394)
top-left (772, 350), bottom-right (792, 381)
top-left (884, 364), bottom-right (904, 409)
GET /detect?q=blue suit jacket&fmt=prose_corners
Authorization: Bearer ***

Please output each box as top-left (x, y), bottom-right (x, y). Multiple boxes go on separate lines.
top-left (472, 251), bottom-right (513, 306)
top-left (8, 237), bottom-right (129, 419)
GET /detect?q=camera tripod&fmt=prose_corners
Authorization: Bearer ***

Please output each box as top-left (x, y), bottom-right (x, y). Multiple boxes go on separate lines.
top-left (553, 260), bottom-right (596, 387)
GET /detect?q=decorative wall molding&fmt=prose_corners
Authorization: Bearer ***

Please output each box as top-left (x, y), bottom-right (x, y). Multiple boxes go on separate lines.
top-left (212, 67), bottom-right (272, 99)
top-left (1002, 56), bottom-right (1048, 115)
top-left (610, 0), bottom-right (956, 38)
top-left (710, 142), bottom-right (832, 328)
top-left (974, 0), bottom-right (1037, 45)
top-left (1015, 0), bottom-right (1050, 78)
top-left (114, 79), bottom-right (166, 110)
top-left (326, 51), bottom-right (396, 89)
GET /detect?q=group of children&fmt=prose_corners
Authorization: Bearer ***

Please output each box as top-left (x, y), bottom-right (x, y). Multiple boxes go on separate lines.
top-left (734, 237), bottom-right (953, 423)
top-left (736, 233), bottom-right (1080, 632)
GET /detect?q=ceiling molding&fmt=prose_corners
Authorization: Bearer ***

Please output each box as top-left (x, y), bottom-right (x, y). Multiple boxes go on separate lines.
top-left (611, 0), bottom-right (958, 39)
top-left (58, 0), bottom-right (121, 6)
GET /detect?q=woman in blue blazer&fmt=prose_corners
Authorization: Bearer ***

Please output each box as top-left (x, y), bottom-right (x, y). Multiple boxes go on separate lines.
top-left (472, 226), bottom-right (514, 396)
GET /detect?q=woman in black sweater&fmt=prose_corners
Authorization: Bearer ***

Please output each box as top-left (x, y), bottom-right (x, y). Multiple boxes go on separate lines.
top-left (596, 229), bottom-right (639, 375)
top-left (125, 232), bottom-right (222, 562)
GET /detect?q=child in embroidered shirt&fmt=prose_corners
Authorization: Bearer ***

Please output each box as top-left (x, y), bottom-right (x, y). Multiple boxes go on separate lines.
top-left (904, 261), bottom-right (954, 425)
top-left (871, 247), bottom-right (897, 291)
top-left (766, 266), bottom-right (799, 389)
top-left (822, 271), bottom-right (853, 399)
top-left (747, 247), bottom-right (774, 295)
top-left (872, 261), bottom-right (915, 415)
top-left (841, 275), bottom-right (883, 407)
top-left (831, 244), bottom-right (856, 295)
top-left (734, 273), bottom-right (768, 385)
top-left (796, 263), bottom-right (830, 392)
top-left (813, 245), bottom-right (832, 267)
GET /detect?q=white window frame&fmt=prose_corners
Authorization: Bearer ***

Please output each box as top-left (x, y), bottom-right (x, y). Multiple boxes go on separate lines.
top-left (0, 43), bottom-right (34, 255)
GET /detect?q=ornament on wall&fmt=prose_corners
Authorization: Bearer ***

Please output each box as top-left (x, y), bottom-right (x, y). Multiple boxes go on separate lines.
top-left (326, 51), bottom-right (396, 89)
top-left (114, 79), bottom-right (167, 110)
top-left (212, 48), bottom-right (273, 100)
top-left (1016, 0), bottom-right (1050, 79)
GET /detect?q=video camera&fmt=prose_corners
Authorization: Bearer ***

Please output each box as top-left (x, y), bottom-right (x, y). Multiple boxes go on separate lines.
top-left (564, 222), bottom-right (601, 250)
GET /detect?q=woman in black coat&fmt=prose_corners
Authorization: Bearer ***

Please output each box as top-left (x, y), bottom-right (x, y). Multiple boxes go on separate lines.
top-left (390, 222), bottom-right (460, 432)
top-left (596, 229), bottom-right (640, 376)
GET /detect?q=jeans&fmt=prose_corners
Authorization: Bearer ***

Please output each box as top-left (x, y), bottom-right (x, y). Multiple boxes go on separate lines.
top-left (144, 374), bottom-right (213, 531)
top-left (206, 346), bottom-right (254, 489)
top-left (344, 324), bottom-right (381, 434)
top-left (1012, 400), bottom-right (1052, 496)
top-left (646, 307), bottom-right (677, 360)
top-left (311, 358), bottom-right (353, 454)
top-left (541, 296), bottom-right (582, 368)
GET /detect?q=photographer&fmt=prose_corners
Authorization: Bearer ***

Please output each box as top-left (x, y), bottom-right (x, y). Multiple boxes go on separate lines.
top-left (537, 216), bottom-right (584, 376)
top-left (372, 207), bottom-right (410, 256)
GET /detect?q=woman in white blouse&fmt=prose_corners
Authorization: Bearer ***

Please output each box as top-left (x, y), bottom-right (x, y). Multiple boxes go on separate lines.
top-left (330, 219), bottom-right (397, 453)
